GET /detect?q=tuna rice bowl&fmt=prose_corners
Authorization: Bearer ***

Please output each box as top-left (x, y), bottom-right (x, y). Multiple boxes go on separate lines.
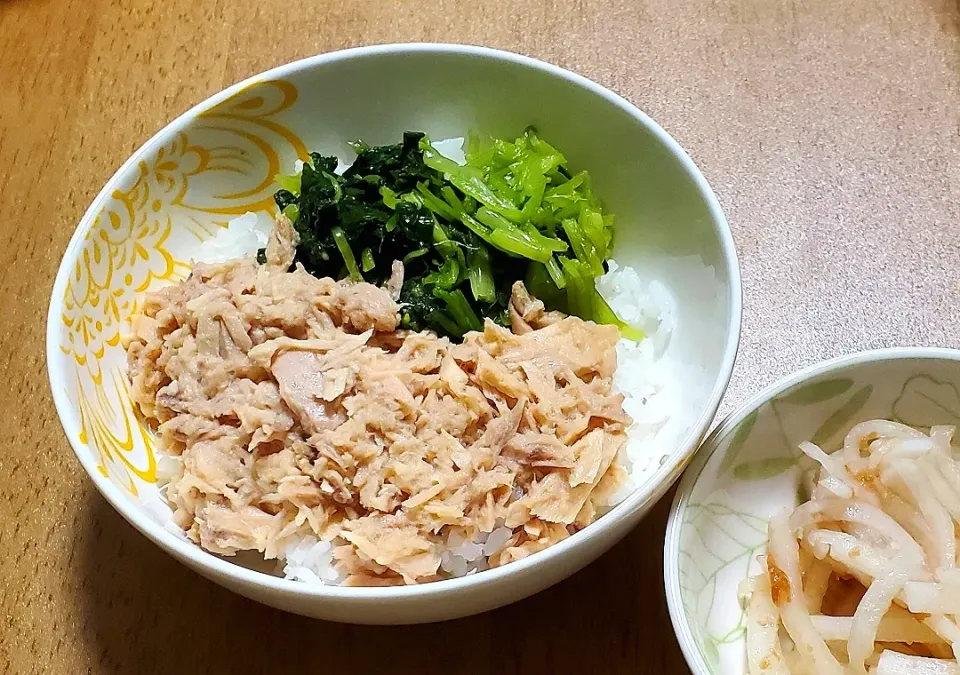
top-left (125, 130), bottom-right (687, 587)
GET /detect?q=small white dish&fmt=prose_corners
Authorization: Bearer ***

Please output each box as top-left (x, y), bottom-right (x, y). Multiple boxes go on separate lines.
top-left (665, 348), bottom-right (960, 674)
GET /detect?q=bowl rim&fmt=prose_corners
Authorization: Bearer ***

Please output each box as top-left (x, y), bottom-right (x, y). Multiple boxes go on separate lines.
top-left (663, 346), bottom-right (960, 674)
top-left (46, 42), bottom-right (742, 602)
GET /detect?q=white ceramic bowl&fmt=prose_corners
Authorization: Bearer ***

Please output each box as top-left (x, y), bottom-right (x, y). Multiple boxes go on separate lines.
top-left (665, 348), bottom-right (960, 674)
top-left (47, 43), bottom-right (741, 624)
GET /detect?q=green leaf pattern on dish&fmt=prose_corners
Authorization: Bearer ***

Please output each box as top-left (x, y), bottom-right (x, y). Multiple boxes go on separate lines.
top-left (892, 374), bottom-right (960, 428)
top-left (703, 637), bottom-right (721, 670)
top-left (731, 457), bottom-right (797, 480)
top-left (778, 377), bottom-right (853, 405)
top-left (718, 377), bottom-right (863, 481)
top-left (810, 384), bottom-right (873, 447)
top-left (717, 409), bottom-right (759, 476)
top-left (678, 500), bottom-right (768, 665)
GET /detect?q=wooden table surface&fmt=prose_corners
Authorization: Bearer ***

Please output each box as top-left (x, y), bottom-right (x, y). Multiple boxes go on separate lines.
top-left (1, 0), bottom-right (958, 672)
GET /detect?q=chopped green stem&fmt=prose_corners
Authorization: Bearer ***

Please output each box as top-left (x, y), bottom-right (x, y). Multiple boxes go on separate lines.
top-left (416, 183), bottom-right (458, 221)
top-left (361, 247), bottom-right (376, 273)
top-left (281, 203), bottom-right (299, 224)
top-left (420, 142), bottom-right (463, 174)
top-left (275, 172), bottom-right (302, 195)
top-left (324, 172), bottom-right (343, 202)
top-left (545, 256), bottom-right (566, 289)
top-left (435, 288), bottom-right (483, 333)
top-left (545, 171), bottom-right (586, 196)
top-left (458, 212), bottom-right (493, 240)
top-left (560, 257), bottom-right (594, 320)
top-left (436, 257), bottom-right (460, 289)
top-left (561, 216), bottom-right (603, 275)
top-left (594, 292), bottom-right (644, 341)
top-left (379, 186), bottom-right (399, 209)
top-left (474, 208), bottom-right (565, 261)
top-left (440, 186), bottom-right (463, 214)
top-left (467, 244), bottom-right (496, 303)
top-left (488, 228), bottom-right (552, 263)
top-left (450, 173), bottom-right (525, 223)
top-left (331, 226), bottom-right (362, 281)
top-left (518, 221), bottom-right (567, 254)
top-left (402, 247), bottom-right (429, 265)
top-left (579, 208), bottom-right (608, 260)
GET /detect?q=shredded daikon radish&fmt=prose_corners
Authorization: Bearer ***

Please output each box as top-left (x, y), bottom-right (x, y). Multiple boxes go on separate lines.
top-left (802, 529), bottom-right (887, 581)
top-left (922, 457), bottom-right (960, 526)
top-left (847, 565), bottom-right (910, 673)
top-left (745, 574), bottom-right (790, 674)
top-left (842, 421), bottom-right (925, 464)
top-left (799, 441), bottom-right (861, 500)
top-left (875, 650), bottom-right (960, 675)
top-left (804, 558), bottom-right (833, 612)
top-left (819, 473), bottom-right (855, 499)
top-left (922, 616), bottom-right (960, 659)
top-left (743, 420), bottom-right (960, 674)
top-left (810, 614), bottom-right (943, 644)
top-left (789, 499), bottom-right (926, 573)
top-left (894, 460), bottom-right (956, 570)
top-left (769, 515), bottom-right (845, 674)
top-left (903, 582), bottom-right (960, 615)
top-left (938, 569), bottom-right (960, 585)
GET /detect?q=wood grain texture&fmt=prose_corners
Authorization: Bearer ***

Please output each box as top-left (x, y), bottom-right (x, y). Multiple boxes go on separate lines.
top-left (0, 0), bottom-right (958, 672)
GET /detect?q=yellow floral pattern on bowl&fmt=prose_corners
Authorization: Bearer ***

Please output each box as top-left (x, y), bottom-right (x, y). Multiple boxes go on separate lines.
top-left (57, 79), bottom-right (307, 495)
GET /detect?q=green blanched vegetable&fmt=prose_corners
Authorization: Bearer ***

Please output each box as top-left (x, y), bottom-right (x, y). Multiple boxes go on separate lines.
top-left (467, 244), bottom-right (496, 304)
top-left (271, 127), bottom-right (637, 339)
top-left (361, 247), bottom-right (376, 273)
top-left (331, 226), bottom-right (362, 281)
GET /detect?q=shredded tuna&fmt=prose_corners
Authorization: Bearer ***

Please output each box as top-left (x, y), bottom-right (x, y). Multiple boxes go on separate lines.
top-left (265, 214), bottom-right (298, 271)
top-left (127, 258), bottom-right (631, 585)
top-left (509, 280), bottom-right (565, 334)
top-left (386, 260), bottom-right (404, 302)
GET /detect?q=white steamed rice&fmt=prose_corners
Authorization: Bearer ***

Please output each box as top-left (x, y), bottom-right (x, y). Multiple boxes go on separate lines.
top-left (140, 147), bottom-right (684, 585)
top-left (192, 212), bottom-right (272, 265)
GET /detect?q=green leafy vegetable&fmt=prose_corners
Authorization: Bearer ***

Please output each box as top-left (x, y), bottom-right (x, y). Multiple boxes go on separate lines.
top-left (361, 247), bottom-right (376, 273)
top-left (272, 127), bottom-right (636, 339)
top-left (331, 226), bottom-right (361, 281)
top-left (467, 244), bottom-right (496, 304)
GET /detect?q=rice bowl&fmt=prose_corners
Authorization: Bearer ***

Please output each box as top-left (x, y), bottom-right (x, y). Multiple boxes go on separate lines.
top-left (47, 43), bottom-right (740, 623)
